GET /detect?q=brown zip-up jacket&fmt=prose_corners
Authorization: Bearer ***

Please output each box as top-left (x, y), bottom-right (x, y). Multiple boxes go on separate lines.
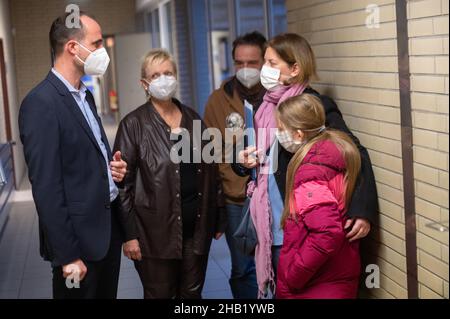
top-left (203, 78), bottom-right (252, 205)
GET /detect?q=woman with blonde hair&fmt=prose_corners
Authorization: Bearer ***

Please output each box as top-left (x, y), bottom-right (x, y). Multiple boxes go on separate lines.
top-left (235, 33), bottom-right (378, 297)
top-left (275, 94), bottom-right (361, 298)
top-left (114, 49), bottom-right (226, 299)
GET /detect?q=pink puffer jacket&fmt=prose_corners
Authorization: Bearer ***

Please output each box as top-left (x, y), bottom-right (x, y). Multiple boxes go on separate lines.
top-left (276, 140), bottom-right (361, 299)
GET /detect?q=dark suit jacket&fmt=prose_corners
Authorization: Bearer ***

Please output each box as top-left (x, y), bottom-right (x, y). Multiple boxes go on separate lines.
top-left (19, 71), bottom-right (123, 267)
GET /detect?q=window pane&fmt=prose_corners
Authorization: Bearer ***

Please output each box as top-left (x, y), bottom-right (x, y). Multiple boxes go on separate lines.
top-left (270, 0), bottom-right (287, 36)
top-left (189, 0), bottom-right (212, 114)
top-left (209, 0), bottom-right (232, 89)
top-left (145, 11), bottom-right (153, 33)
top-left (236, 0), bottom-right (266, 36)
top-left (165, 2), bottom-right (174, 53)
top-left (152, 9), bottom-right (161, 48)
top-left (209, 0), bottom-right (229, 31)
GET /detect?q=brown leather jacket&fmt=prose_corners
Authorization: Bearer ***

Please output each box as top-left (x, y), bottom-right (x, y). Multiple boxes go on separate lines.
top-left (113, 99), bottom-right (227, 259)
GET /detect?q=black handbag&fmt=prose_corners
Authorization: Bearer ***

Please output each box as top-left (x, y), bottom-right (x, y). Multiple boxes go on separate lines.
top-left (233, 196), bottom-right (258, 256)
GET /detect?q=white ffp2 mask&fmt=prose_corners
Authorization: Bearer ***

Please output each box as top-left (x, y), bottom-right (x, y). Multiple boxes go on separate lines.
top-left (145, 75), bottom-right (178, 101)
top-left (76, 42), bottom-right (110, 76)
top-left (236, 68), bottom-right (261, 89)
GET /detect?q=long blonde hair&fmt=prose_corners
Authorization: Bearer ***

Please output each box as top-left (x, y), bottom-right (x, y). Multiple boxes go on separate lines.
top-left (277, 94), bottom-right (361, 228)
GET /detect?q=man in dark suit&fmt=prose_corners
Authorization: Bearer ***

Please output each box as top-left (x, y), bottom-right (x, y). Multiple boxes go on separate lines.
top-left (19, 12), bottom-right (128, 299)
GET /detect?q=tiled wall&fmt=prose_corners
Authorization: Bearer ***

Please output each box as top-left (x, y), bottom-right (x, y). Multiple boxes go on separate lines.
top-left (286, 0), bottom-right (448, 298)
top-left (408, 0), bottom-right (449, 299)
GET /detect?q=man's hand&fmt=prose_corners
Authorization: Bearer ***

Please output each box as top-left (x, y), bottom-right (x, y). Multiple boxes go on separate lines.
top-left (123, 239), bottom-right (142, 261)
top-left (214, 232), bottom-right (224, 240)
top-left (345, 217), bottom-right (371, 242)
top-left (62, 259), bottom-right (87, 282)
top-left (110, 151), bottom-right (127, 182)
top-left (238, 146), bottom-right (259, 169)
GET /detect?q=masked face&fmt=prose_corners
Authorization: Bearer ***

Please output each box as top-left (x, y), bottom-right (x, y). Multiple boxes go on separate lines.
top-left (236, 67), bottom-right (261, 89)
top-left (276, 125), bottom-right (327, 153)
top-left (260, 64), bottom-right (296, 92)
top-left (260, 65), bottom-right (282, 91)
top-left (275, 129), bottom-right (304, 153)
top-left (76, 42), bottom-right (110, 76)
top-left (144, 75), bottom-right (178, 101)
top-left (262, 47), bottom-right (299, 91)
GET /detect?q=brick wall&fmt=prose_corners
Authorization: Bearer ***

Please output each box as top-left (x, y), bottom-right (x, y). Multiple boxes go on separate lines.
top-left (408, 0), bottom-right (449, 299)
top-left (286, 0), bottom-right (448, 298)
top-left (9, 0), bottom-right (136, 185)
top-left (10, 0), bottom-right (136, 103)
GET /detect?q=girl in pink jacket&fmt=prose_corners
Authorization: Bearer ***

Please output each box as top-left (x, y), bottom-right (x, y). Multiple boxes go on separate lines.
top-left (275, 94), bottom-right (362, 299)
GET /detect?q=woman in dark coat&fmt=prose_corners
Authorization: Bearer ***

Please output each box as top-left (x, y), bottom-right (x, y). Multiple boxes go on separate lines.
top-left (114, 49), bottom-right (227, 299)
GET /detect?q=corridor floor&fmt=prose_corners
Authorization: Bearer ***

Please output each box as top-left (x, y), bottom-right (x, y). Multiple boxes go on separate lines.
top-left (0, 200), bottom-right (233, 299)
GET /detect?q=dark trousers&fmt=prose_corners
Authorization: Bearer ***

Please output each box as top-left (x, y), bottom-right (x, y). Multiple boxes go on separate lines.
top-left (224, 204), bottom-right (258, 299)
top-left (134, 237), bottom-right (208, 299)
top-left (52, 202), bottom-right (123, 299)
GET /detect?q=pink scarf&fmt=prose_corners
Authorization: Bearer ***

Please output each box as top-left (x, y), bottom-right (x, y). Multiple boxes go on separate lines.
top-left (247, 83), bottom-right (307, 298)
